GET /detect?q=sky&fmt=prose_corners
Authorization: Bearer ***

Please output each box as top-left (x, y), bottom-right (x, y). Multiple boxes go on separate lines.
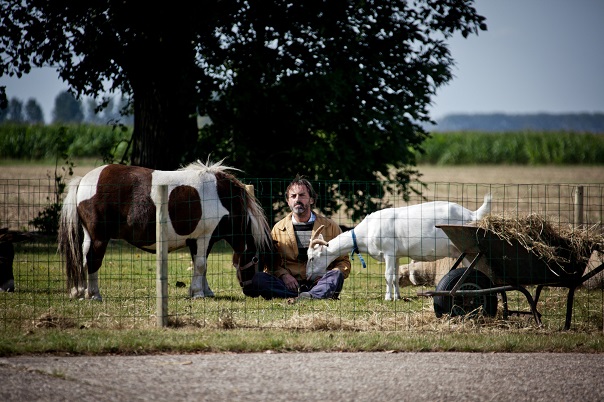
top-left (1, 0), bottom-right (603, 123)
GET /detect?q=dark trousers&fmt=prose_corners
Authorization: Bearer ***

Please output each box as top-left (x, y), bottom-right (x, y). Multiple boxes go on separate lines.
top-left (245, 269), bottom-right (344, 300)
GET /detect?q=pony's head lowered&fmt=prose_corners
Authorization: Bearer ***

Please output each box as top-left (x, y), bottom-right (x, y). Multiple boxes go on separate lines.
top-left (182, 159), bottom-right (275, 290)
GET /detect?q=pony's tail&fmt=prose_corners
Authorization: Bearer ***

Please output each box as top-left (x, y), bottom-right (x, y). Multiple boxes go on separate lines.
top-left (58, 176), bottom-right (85, 293)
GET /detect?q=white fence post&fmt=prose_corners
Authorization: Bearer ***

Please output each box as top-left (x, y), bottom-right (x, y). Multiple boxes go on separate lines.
top-left (156, 184), bottom-right (169, 327)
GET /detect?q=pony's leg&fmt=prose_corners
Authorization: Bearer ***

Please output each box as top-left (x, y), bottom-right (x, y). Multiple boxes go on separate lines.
top-left (0, 279), bottom-right (14, 292)
top-left (84, 237), bottom-right (108, 301)
top-left (190, 254), bottom-right (213, 298)
top-left (201, 266), bottom-right (214, 297)
top-left (188, 238), bottom-right (214, 298)
top-left (70, 230), bottom-right (91, 299)
top-left (384, 256), bottom-right (401, 301)
top-left (86, 270), bottom-right (102, 301)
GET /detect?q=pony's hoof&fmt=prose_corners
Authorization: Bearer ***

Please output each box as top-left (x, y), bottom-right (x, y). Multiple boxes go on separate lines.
top-left (190, 293), bottom-right (216, 299)
top-left (190, 288), bottom-right (215, 298)
top-left (70, 287), bottom-right (85, 299)
top-left (0, 279), bottom-right (14, 292)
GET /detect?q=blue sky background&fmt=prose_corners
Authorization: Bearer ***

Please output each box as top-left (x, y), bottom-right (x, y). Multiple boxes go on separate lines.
top-left (1, 0), bottom-right (603, 123)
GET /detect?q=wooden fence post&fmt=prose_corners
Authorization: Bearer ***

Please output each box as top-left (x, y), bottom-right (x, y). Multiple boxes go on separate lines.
top-left (574, 186), bottom-right (584, 228)
top-left (156, 185), bottom-right (169, 327)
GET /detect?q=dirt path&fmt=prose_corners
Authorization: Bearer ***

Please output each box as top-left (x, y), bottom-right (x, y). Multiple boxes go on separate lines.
top-left (417, 164), bottom-right (603, 184)
top-left (2, 163), bottom-right (602, 184)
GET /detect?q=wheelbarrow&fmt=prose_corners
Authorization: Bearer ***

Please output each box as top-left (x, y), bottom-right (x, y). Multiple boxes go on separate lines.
top-left (417, 224), bottom-right (604, 330)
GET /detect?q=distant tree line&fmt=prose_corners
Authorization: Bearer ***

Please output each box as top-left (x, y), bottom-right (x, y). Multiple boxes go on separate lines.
top-left (429, 113), bottom-right (604, 133)
top-left (0, 91), bottom-right (133, 125)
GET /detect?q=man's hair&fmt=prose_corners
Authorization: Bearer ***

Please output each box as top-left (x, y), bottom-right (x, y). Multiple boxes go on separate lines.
top-left (285, 174), bottom-right (317, 204)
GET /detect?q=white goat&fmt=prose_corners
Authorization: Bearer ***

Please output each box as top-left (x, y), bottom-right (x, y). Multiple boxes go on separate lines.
top-left (307, 194), bottom-right (492, 300)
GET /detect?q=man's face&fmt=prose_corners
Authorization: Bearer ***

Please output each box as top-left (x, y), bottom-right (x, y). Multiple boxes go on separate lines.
top-left (287, 184), bottom-right (313, 217)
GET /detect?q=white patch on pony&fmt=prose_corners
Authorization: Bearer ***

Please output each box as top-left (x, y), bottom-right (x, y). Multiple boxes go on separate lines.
top-left (150, 166), bottom-right (230, 298)
top-left (76, 165), bottom-right (105, 205)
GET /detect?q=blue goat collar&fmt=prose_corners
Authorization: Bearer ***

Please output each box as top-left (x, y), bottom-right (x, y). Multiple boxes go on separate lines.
top-left (350, 229), bottom-right (367, 269)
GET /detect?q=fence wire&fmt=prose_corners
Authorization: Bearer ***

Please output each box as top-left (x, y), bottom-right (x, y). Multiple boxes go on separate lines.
top-left (0, 176), bottom-right (603, 332)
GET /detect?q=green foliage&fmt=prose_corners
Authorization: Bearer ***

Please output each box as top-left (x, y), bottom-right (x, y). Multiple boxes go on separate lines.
top-left (29, 128), bottom-right (74, 234)
top-left (29, 202), bottom-right (62, 234)
top-left (1, 0), bottom-right (487, 210)
top-left (0, 123), bottom-right (132, 162)
top-left (0, 123), bottom-right (131, 233)
top-left (417, 131), bottom-right (604, 165)
top-left (3, 125), bottom-right (602, 168)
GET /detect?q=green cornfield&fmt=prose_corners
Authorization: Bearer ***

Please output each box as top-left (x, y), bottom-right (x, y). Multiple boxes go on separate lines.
top-left (1, 124), bottom-right (603, 165)
top-left (417, 131), bottom-right (604, 165)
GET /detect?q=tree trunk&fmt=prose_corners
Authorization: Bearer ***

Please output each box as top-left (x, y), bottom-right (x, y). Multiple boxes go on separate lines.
top-left (130, 80), bottom-right (198, 170)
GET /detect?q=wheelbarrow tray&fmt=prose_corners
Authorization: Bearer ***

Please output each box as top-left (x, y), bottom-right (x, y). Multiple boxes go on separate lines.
top-left (419, 224), bottom-right (604, 330)
top-left (436, 224), bottom-right (585, 286)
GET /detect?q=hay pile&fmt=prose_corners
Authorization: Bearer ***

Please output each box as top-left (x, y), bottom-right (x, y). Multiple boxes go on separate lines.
top-left (476, 214), bottom-right (603, 272)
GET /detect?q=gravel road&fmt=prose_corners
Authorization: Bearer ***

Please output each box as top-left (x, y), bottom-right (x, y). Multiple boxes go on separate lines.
top-left (2, 352), bottom-right (604, 401)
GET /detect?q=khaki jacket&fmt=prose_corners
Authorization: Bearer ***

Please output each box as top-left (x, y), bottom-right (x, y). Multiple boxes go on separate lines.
top-left (269, 212), bottom-right (351, 281)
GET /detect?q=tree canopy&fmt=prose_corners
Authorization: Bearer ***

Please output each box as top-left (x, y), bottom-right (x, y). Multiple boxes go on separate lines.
top-left (52, 91), bottom-right (84, 124)
top-left (0, 0), bottom-right (486, 219)
top-left (24, 98), bottom-right (44, 123)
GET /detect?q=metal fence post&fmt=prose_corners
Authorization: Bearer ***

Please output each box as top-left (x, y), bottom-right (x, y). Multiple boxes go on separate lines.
top-left (156, 184), bottom-right (169, 327)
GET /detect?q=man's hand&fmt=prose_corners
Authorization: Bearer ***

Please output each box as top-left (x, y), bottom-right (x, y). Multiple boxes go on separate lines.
top-left (281, 273), bottom-right (299, 292)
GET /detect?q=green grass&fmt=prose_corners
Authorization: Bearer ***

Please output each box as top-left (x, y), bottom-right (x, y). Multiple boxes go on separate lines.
top-left (2, 328), bottom-right (604, 356)
top-left (1, 237), bottom-right (604, 355)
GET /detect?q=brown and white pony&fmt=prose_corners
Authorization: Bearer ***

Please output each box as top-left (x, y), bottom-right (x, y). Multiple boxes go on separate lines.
top-left (58, 159), bottom-right (273, 300)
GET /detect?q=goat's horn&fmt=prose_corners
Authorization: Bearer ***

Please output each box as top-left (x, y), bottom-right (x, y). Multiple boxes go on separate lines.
top-left (309, 237), bottom-right (329, 248)
top-left (311, 225), bottom-right (325, 241)
top-left (309, 225), bottom-right (328, 248)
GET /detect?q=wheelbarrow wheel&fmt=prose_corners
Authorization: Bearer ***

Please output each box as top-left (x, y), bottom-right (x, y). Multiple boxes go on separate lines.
top-left (433, 268), bottom-right (498, 318)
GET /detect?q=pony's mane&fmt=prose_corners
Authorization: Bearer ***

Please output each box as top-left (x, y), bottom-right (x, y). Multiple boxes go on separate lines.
top-left (245, 188), bottom-right (273, 251)
top-left (181, 158), bottom-right (272, 251)
top-left (179, 158), bottom-right (241, 174)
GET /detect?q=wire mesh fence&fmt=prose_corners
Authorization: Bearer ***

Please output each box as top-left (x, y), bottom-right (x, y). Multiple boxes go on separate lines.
top-left (1, 174), bottom-right (603, 332)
